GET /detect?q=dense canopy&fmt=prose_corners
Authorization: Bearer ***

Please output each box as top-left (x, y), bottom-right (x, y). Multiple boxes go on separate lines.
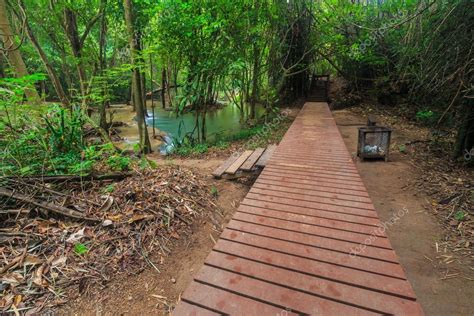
top-left (0, 0), bottom-right (472, 175)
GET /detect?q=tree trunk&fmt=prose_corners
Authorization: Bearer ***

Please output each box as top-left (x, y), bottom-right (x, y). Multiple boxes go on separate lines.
top-left (455, 101), bottom-right (474, 158)
top-left (123, 0), bottom-right (151, 154)
top-left (16, 0), bottom-right (69, 106)
top-left (0, 0), bottom-right (39, 101)
top-left (62, 3), bottom-right (103, 108)
top-left (161, 67), bottom-right (166, 109)
top-left (98, 0), bottom-right (108, 131)
top-left (166, 64), bottom-right (174, 107)
top-left (150, 54), bottom-right (155, 137)
top-left (250, 44), bottom-right (260, 120)
top-left (63, 8), bottom-right (87, 106)
top-left (141, 69), bottom-right (148, 116)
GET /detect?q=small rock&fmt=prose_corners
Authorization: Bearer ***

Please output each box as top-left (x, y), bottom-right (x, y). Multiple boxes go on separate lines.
top-left (171, 278), bottom-right (176, 284)
top-left (102, 219), bottom-right (113, 227)
top-left (127, 296), bottom-right (133, 301)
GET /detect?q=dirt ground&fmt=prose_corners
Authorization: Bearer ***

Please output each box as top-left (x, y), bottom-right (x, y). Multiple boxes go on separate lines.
top-left (59, 107), bottom-right (472, 316)
top-left (333, 109), bottom-right (473, 316)
top-left (58, 158), bottom-right (251, 315)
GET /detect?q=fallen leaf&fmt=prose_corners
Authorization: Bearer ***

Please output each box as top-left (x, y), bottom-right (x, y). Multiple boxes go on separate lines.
top-left (23, 255), bottom-right (43, 266)
top-left (32, 264), bottom-right (48, 288)
top-left (128, 214), bottom-right (154, 223)
top-left (1, 273), bottom-right (24, 285)
top-left (52, 256), bottom-right (67, 267)
top-left (99, 195), bottom-right (114, 213)
top-left (13, 295), bottom-right (21, 306)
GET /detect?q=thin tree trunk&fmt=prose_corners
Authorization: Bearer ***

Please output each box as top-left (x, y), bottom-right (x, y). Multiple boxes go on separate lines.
top-left (0, 0), bottom-right (39, 101)
top-left (250, 44), bottom-right (260, 120)
top-left (62, 3), bottom-right (104, 108)
top-left (98, 0), bottom-right (108, 131)
top-left (166, 63), bottom-right (174, 108)
top-left (63, 8), bottom-right (87, 106)
top-left (150, 54), bottom-right (155, 137)
top-left (161, 67), bottom-right (166, 109)
top-left (123, 0), bottom-right (151, 153)
top-left (141, 69), bottom-right (148, 116)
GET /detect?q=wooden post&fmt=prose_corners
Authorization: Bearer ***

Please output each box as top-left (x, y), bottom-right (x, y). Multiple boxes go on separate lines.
top-left (326, 74), bottom-right (330, 101)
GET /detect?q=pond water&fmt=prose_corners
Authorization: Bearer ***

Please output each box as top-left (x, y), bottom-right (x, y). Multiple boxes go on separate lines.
top-left (110, 101), bottom-right (265, 154)
top-left (145, 101), bottom-right (265, 142)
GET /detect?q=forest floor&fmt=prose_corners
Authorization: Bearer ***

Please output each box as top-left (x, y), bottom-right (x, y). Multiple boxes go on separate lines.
top-left (56, 104), bottom-right (472, 315)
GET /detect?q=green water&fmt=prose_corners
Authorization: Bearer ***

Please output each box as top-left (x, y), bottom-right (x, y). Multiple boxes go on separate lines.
top-left (145, 102), bottom-right (265, 142)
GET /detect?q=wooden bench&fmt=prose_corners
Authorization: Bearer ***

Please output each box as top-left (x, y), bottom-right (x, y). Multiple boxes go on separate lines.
top-left (212, 145), bottom-right (277, 180)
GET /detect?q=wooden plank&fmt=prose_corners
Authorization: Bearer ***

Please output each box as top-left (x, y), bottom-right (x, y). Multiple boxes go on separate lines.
top-left (240, 198), bottom-right (381, 226)
top-left (267, 161), bottom-right (359, 172)
top-left (220, 229), bottom-right (401, 278)
top-left (264, 165), bottom-right (362, 179)
top-left (253, 181), bottom-right (373, 203)
top-left (195, 264), bottom-right (371, 315)
top-left (205, 251), bottom-right (424, 315)
top-left (225, 220), bottom-right (398, 262)
top-left (211, 152), bottom-right (240, 178)
top-left (240, 147), bottom-right (265, 171)
top-left (245, 192), bottom-right (378, 218)
top-left (254, 179), bottom-right (372, 202)
top-left (261, 170), bottom-right (366, 187)
top-left (255, 177), bottom-right (370, 198)
top-left (270, 156), bottom-right (354, 165)
top-left (263, 166), bottom-right (365, 182)
top-left (255, 144), bottom-right (277, 167)
top-left (258, 173), bottom-right (368, 193)
top-left (224, 150), bottom-right (253, 174)
top-left (213, 239), bottom-right (416, 299)
top-left (233, 211), bottom-right (390, 248)
top-left (238, 204), bottom-right (384, 237)
top-left (178, 281), bottom-right (288, 315)
top-left (249, 187), bottom-right (376, 211)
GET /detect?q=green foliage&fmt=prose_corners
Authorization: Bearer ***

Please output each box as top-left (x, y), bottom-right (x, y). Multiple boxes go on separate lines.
top-left (215, 141), bottom-right (230, 150)
top-left (454, 211), bottom-right (467, 221)
top-left (103, 183), bottom-right (116, 194)
top-left (5, 0), bottom-right (471, 163)
top-left (74, 243), bottom-right (89, 255)
top-left (415, 110), bottom-right (438, 125)
top-left (0, 75), bottom-right (134, 176)
top-left (106, 155), bottom-right (131, 171)
top-left (210, 185), bottom-right (218, 197)
top-left (43, 105), bottom-right (85, 153)
top-left (223, 126), bottom-right (263, 142)
top-left (174, 142), bottom-right (208, 156)
top-left (398, 144), bottom-right (407, 154)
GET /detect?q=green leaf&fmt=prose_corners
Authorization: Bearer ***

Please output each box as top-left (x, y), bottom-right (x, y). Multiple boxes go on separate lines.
top-left (454, 211), bottom-right (466, 221)
top-left (74, 243), bottom-right (89, 255)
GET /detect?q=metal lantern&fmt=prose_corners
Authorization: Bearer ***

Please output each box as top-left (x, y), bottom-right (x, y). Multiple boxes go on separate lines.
top-left (357, 126), bottom-right (392, 161)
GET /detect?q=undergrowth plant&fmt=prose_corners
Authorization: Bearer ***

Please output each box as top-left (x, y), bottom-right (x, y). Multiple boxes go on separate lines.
top-left (0, 75), bottom-right (132, 176)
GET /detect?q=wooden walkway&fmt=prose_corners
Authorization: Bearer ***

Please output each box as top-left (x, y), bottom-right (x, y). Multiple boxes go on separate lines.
top-left (173, 102), bottom-right (424, 315)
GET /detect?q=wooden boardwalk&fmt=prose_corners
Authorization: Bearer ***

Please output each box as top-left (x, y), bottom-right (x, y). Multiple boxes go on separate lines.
top-left (173, 102), bottom-right (424, 315)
